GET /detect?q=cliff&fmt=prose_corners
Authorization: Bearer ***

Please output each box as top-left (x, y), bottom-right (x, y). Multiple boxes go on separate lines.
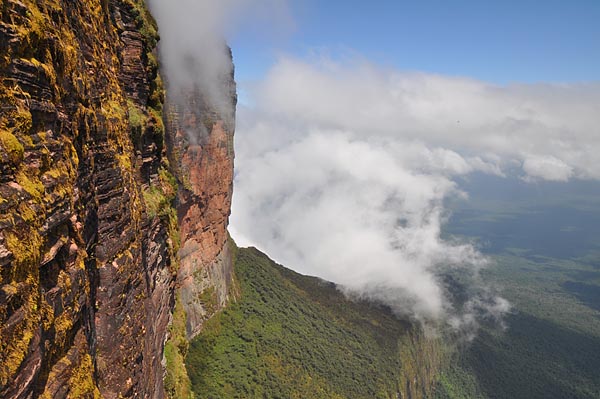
top-left (0, 1), bottom-right (236, 397)
top-left (160, 49), bottom-right (237, 399)
top-left (165, 61), bottom-right (237, 340)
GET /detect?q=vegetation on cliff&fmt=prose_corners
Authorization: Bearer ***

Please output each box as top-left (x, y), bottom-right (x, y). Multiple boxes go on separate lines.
top-left (164, 293), bottom-right (194, 399)
top-left (186, 246), bottom-right (445, 399)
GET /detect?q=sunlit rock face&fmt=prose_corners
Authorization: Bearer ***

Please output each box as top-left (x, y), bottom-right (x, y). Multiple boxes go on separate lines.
top-left (165, 56), bottom-right (237, 339)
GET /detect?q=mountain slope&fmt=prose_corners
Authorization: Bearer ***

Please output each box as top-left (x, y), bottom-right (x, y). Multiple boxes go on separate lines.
top-left (186, 245), bottom-right (444, 399)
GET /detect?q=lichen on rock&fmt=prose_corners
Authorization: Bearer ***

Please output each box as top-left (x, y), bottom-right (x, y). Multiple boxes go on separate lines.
top-left (0, 0), bottom-right (181, 397)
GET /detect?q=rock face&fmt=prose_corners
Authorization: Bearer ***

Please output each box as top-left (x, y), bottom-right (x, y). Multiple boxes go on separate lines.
top-left (0, 1), bottom-right (193, 397)
top-left (165, 68), bottom-right (237, 339)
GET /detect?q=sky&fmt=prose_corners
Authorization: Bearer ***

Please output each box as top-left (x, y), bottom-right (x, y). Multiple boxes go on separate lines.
top-left (231, 0), bottom-right (600, 84)
top-left (149, 0), bottom-right (599, 330)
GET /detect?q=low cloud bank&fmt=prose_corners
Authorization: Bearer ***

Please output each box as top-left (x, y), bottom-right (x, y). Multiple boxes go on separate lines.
top-left (247, 58), bottom-right (600, 181)
top-left (231, 56), bottom-right (599, 327)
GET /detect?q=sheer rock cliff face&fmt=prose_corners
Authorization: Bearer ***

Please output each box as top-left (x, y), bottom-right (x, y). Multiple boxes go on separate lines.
top-left (0, 1), bottom-right (223, 397)
top-left (165, 70), bottom-right (237, 339)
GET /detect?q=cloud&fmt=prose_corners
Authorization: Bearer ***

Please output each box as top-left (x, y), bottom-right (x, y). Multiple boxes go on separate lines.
top-left (231, 55), bottom-right (600, 325)
top-left (522, 155), bottom-right (574, 182)
top-left (248, 57), bottom-right (600, 180)
top-left (231, 131), bottom-right (474, 320)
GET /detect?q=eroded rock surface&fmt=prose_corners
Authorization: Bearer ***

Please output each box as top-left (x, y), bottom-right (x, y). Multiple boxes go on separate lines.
top-left (0, 1), bottom-right (177, 397)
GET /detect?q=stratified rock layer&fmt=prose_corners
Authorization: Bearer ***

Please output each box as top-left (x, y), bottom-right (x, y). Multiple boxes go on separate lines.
top-left (0, 1), bottom-right (178, 397)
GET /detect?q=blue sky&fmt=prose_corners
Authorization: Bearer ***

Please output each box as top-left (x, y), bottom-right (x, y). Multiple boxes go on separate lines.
top-left (230, 0), bottom-right (600, 84)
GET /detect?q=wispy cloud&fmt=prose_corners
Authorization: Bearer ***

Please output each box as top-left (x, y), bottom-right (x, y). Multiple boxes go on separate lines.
top-left (250, 57), bottom-right (600, 180)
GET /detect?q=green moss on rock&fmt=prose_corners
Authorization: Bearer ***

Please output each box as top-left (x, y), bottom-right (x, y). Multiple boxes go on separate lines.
top-left (127, 99), bottom-right (146, 130)
top-left (164, 295), bottom-right (194, 399)
top-left (0, 129), bottom-right (24, 165)
top-left (67, 352), bottom-right (102, 399)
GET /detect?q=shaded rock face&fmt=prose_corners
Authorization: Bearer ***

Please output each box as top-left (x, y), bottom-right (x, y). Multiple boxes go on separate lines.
top-left (166, 70), bottom-right (237, 339)
top-left (0, 1), bottom-right (180, 397)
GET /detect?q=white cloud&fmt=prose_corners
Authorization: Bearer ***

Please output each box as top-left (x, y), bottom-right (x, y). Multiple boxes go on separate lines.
top-left (232, 131), bottom-right (481, 320)
top-left (248, 57), bottom-right (600, 179)
top-left (522, 155), bottom-right (574, 182)
top-left (231, 55), bottom-right (600, 325)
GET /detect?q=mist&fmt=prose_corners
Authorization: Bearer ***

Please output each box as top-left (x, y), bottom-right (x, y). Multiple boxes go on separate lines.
top-left (146, 0), bottom-right (291, 129)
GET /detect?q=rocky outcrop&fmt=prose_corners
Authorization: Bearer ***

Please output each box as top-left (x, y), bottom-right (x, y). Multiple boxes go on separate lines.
top-left (165, 66), bottom-right (237, 339)
top-left (0, 1), bottom-right (179, 397)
